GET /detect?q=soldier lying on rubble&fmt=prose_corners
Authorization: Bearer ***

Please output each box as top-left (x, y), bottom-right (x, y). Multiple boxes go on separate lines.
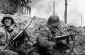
top-left (0, 15), bottom-right (33, 55)
top-left (29, 15), bottom-right (70, 55)
top-left (0, 15), bottom-right (19, 55)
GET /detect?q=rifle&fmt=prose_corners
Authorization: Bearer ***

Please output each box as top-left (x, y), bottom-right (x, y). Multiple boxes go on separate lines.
top-left (53, 33), bottom-right (77, 55)
top-left (2, 19), bottom-right (33, 50)
top-left (53, 33), bottom-right (76, 41)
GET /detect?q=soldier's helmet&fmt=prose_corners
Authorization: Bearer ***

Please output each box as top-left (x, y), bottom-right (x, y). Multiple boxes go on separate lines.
top-left (47, 15), bottom-right (60, 26)
top-left (1, 15), bottom-right (14, 25)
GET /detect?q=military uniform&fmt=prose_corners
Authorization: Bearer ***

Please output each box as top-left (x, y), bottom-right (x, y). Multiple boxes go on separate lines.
top-left (37, 15), bottom-right (60, 52)
top-left (0, 25), bottom-right (19, 46)
top-left (0, 16), bottom-right (19, 55)
top-left (37, 28), bottom-right (55, 50)
top-left (0, 15), bottom-right (35, 55)
top-left (33, 15), bottom-right (70, 55)
top-left (0, 26), bottom-right (7, 45)
top-left (30, 14), bottom-right (56, 55)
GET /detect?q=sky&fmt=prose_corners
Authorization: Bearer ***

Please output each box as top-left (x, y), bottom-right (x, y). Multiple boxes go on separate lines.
top-left (29, 0), bottom-right (85, 27)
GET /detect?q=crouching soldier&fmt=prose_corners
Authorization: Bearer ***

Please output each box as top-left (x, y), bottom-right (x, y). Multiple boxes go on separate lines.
top-left (31, 15), bottom-right (70, 55)
top-left (37, 15), bottom-right (61, 55)
top-left (29, 15), bottom-right (59, 55)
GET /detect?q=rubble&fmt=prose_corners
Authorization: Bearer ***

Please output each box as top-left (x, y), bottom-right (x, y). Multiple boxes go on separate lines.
top-left (0, 14), bottom-right (85, 55)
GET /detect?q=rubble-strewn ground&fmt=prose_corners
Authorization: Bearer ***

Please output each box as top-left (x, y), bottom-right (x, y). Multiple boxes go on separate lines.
top-left (0, 14), bottom-right (85, 55)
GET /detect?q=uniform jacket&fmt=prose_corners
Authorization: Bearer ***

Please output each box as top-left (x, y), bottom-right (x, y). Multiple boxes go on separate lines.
top-left (0, 25), bottom-right (19, 45)
top-left (37, 27), bottom-right (56, 50)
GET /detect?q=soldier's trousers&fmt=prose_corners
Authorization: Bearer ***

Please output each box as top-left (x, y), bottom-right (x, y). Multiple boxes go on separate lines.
top-left (0, 50), bottom-right (18, 55)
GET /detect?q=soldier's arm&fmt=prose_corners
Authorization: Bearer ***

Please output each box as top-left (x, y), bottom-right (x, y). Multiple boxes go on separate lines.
top-left (38, 33), bottom-right (55, 50)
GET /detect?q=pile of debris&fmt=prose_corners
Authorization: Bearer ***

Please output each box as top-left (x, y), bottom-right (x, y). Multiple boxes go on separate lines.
top-left (0, 14), bottom-right (85, 55)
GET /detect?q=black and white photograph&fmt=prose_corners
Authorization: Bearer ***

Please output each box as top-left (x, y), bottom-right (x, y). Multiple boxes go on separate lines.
top-left (0, 0), bottom-right (84, 55)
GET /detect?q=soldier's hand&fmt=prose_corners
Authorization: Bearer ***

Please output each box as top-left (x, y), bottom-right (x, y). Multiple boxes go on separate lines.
top-left (53, 42), bottom-right (56, 46)
top-left (53, 42), bottom-right (57, 49)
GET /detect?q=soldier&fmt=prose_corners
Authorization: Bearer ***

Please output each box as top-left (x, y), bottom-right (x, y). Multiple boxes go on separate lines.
top-left (29, 15), bottom-right (59, 55)
top-left (1, 15), bottom-right (19, 44)
top-left (0, 15), bottom-right (33, 55)
top-left (36, 15), bottom-right (70, 55)
top-left (0, 15), bottom-right (19, 55)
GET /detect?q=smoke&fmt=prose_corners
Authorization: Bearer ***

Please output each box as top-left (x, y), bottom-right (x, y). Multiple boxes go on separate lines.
top-left (68, 8), bottom-right (82, 27)
top-left (30, 0), bottom-right (65, 19)
top-left (67, 0), bottom-right (85, 27)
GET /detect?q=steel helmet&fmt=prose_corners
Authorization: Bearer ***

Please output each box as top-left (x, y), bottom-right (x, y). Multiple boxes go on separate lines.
top-left (47, 15), bottom-right (60, 26)
top-left (1, 15), bottom-right (14, 25)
